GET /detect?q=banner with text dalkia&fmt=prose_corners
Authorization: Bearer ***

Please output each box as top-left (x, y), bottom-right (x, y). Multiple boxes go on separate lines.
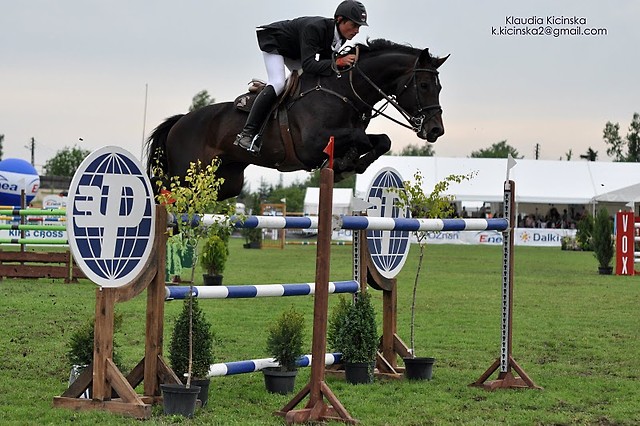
top-left (332, 228), bottom-right (576, 247)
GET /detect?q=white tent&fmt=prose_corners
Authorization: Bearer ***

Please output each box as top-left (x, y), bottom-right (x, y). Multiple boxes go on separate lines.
top-left (355, 156), bottom-right (640, 206)
top-left (304, 187), bottom-right (354, 216)
top-left (592, 182), bottom-right (640, 203)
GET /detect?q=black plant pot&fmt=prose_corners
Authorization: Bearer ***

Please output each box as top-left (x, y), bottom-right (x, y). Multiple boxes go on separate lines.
top-left (161, 383), bottom-right (201, 417)
top-left (598, 266), bottom-right (613, 275)
top-left (190, 378), bottom-right (211, 408)
top-left (344, 362), bottom-right (374, 385)
top-left (403, 357), bottom-right (436, 381)
top-left (263, 367), bottom-right (298, 394)
top-left (202, 274), bottom-right (223, 286)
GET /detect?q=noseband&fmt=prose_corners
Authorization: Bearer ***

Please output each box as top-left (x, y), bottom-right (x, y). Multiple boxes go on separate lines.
top-left (345, 54), bottom-right (443, 133)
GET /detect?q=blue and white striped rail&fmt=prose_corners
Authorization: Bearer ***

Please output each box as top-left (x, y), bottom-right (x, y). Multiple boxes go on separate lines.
top-left (165, 280), bottom-right (359, 300)
top-left (190, 214), bottom-right (509, 232)
top-left (338, 216), bottom-right (509, 232)
top-left (171, 213), bottom-right (319, 230)
top-left (208, 353), bottom-right (342, 377)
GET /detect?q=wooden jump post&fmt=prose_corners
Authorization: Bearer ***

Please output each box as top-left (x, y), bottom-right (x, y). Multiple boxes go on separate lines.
top-left (53, 206), bottom-right (182, 419)
top-left (276, 167), bottom-right (357, 424)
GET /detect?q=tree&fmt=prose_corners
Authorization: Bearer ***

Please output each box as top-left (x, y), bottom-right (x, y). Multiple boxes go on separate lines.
top-left (626, 113), bottom-right (640, 162)
top-left (603, 121), bottom-right (624, 161)
top-left (603, 113), bottom-right (640, 162)
top-left (305, 170), bottom-right (355, 189)
top-left (395, 143), bottom-right (434, 156)
top-left (44, 146), bottom-right (91, 177)
top-left (564, 149), bottom-right (573, 161)
top-left (470, 140), bottom-right (522, 159)
top-left (266, 184), bottom-right (306, 213)
top-left (189, 90), bottom-right (214, 112)
top-left (0, 134), bottom-right (4, 160)
top-left (579, 147), bottom-right (598, 161)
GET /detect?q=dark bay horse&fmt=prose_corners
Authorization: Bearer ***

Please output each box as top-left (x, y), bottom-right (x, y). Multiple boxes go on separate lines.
top-left (146, 39), bottom-right (448, 200)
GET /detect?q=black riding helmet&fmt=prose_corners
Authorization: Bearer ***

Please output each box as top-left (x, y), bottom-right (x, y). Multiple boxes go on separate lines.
top-left (334, 0), bottom-right (368, 26)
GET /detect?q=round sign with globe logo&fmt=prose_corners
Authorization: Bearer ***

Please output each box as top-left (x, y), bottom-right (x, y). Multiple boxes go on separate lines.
top-left (366, 167), bottom-right (410, 279)
top-left (67, 146), bottom-right (155, 287)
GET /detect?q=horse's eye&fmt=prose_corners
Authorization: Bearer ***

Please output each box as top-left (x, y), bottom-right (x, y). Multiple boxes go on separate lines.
top-left (420, 82), bottom-right (429, 89)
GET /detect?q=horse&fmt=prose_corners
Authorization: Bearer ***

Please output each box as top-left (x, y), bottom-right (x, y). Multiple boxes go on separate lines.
top-left (146, 38), bottom-right (448, 201)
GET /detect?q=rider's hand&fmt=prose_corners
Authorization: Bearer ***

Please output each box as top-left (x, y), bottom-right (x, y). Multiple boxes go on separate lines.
top-left (336, 54), bottom-right (356, 68)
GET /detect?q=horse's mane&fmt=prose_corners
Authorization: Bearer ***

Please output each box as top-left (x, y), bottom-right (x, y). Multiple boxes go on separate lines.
top-left (356, 38), bottom-right (422, 56)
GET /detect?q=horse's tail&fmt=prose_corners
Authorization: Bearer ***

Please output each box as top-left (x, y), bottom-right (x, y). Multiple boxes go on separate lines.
top-left (145, 114), bottom-right (184, 177)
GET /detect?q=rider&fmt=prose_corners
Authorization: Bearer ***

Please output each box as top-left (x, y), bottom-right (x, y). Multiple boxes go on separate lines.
top-left (234, 0), bottom-right (368, 154)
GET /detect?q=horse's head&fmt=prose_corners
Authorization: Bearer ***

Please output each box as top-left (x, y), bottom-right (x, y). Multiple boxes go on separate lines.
top-left (352, 40), bottom-right (449, 143)
top-left (397, 48), bottom-right (449, 142)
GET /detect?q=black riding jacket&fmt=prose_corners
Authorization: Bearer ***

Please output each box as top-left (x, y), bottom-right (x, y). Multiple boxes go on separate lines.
top-left (256, 16), bottom-right (342, 77)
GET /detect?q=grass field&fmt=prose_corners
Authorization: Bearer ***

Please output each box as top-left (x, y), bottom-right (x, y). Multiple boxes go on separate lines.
top-left (0, 239), bottom-right (639, 425)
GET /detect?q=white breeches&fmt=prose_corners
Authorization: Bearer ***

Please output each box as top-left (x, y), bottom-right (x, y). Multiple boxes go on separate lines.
top-left (263, 52), bottom-right (301, 95)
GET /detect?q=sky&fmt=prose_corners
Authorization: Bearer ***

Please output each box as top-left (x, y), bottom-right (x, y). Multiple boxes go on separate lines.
top-left (1, 1), bottom-right (638, 191)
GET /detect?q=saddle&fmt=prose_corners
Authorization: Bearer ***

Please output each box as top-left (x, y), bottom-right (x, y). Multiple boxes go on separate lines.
top-left (233, 72), bottom-right (307, 171)
top-left (233, 72), bottom-right (300, 112)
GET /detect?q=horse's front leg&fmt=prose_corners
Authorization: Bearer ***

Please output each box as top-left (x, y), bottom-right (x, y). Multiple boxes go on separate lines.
top-left (330, 128), bottom-right (372, 182)
top-left (354, 133), bottom-right (391, 174)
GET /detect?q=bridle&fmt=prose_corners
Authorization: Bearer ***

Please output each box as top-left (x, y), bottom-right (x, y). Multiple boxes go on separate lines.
top-left (297, 47), bottom-right (443, 133)
top-left (344, 52), bottom-right (443, 133)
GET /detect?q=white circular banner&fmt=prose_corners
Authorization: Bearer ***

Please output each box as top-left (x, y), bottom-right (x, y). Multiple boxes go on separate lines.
top-left (67, 146), bottom-right (156, 287)
top-left (366, 167), bottom-right (410, 279)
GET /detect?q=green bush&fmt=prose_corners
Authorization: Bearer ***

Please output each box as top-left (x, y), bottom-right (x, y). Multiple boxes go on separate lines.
top-left (576, 213), bottom-right (594, 251)
top-left (200, 231), bottom-right (229, 275)
top-left (592, 208), bottom-right (614, 268)
top-left (335, 292), bottom-right (378, 364)
top-left (327, 295), bottom-right (351, 352)
top-left (66, 314), bottom-right (123, 368)
top-left (169, 298), bottom-right (215, 379)
top-left (266, 306), bottom-right (305, 371)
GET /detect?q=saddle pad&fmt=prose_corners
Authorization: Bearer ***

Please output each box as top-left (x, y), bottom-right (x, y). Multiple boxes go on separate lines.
top-left (234, 93), bottom-right (255, 113)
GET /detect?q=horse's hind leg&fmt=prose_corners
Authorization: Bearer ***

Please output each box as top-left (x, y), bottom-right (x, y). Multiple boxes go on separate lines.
top-left (216, 162), bottom-right (248, 201)
top-left (354, 133), bottom-right (391, 174)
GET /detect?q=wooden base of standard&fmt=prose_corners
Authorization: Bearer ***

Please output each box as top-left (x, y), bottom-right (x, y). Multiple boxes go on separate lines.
top-left (275, 382), bottom-right (357, 424)
top-left (470, 356), bottom-right (542, 390)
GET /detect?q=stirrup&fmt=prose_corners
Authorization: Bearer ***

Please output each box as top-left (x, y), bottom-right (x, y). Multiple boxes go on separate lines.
top-left (234, 133), bottom-right (261, 155)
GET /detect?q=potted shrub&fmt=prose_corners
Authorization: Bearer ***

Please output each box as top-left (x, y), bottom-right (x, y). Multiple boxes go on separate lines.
top-left (327, 295), bottom-right (351, 355)
top-left (200, 228), bottom-right (230, 285)
top-left (263, 306), bottom-right (306, 394)
top-left (66, 314), bottom-right (124, 398)
top-left (334, 292), bottom-right (378, 384)
top-left (393, 171), bottom-right (473, 380)
top-left (155, 158), bottom-right (231, 416)
top-left (242, 227), bottom-right (263, 249)
top-left (592, 207), bottom-right (614, 274)
top-left (168, 297), bottom-right (215, 407)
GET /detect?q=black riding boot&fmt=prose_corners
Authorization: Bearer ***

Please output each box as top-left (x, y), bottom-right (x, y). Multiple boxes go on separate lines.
top-left (234, 85), bottom-right (278, 154)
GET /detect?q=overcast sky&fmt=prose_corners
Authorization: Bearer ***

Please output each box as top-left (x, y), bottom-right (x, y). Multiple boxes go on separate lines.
top-left (1, 1), bottom-right (638, 190)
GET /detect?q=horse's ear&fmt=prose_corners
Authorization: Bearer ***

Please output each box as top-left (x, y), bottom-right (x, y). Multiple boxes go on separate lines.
top-left (433, 54), bottom-right (450, 69)
top-left (418, 49), bottom-right (449, 69)
top-left (418, 48), bottom-right (431, 66)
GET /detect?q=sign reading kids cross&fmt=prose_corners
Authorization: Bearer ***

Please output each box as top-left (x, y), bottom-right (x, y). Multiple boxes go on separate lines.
top-left (366, 167), bottom-right (411, 279)
top-left (67, 147), bottom-right (156, 287)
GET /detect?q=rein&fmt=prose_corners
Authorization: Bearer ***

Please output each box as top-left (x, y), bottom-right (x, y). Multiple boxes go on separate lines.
top-left (347, 55), bottom-right (442, 132)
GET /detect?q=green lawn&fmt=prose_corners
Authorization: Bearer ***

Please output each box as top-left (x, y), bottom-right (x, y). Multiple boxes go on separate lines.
top-left (0, 240), bottom-right (639, 425)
